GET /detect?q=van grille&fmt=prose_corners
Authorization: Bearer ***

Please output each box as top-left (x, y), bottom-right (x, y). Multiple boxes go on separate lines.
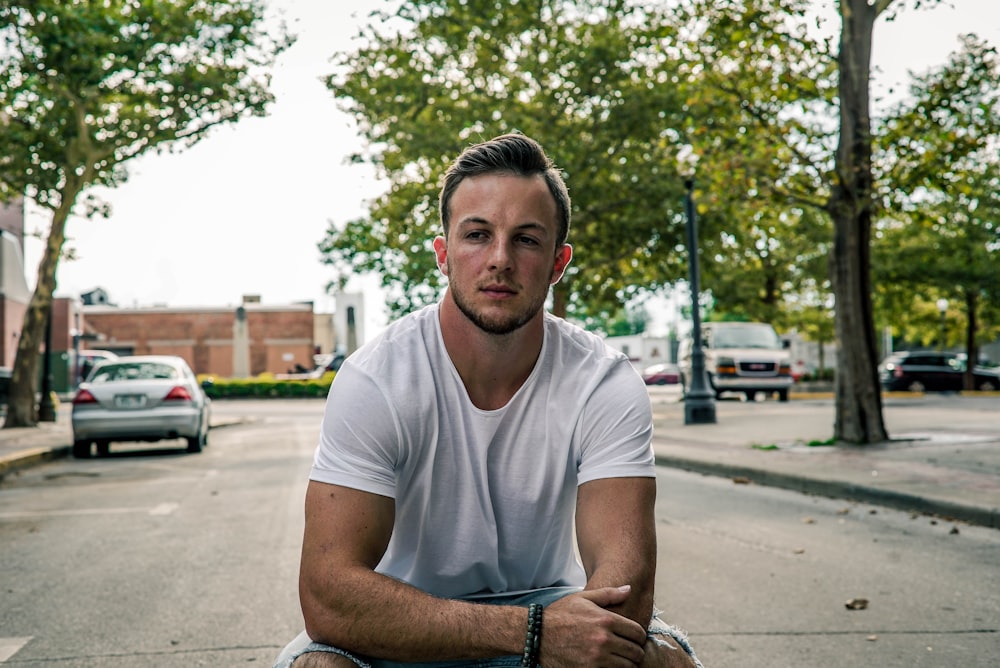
top-left (739, 361), bottom-right (777, 375)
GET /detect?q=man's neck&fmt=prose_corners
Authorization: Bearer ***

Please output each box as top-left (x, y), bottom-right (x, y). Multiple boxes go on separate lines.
top-left (438, 296), bottom-right (545, 411)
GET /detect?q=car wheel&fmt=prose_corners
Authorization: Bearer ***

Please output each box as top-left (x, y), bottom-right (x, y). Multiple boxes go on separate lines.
top-left (186, 427), bottom-right (206, 453)
top-left (906, 380), bottom-right (925, 392)
top-left (72, 440), bottom-right (92, 459)
top-left (977, 379), bottom-right (998, 392)
top-left (186, 433), bottom-right (203, 453)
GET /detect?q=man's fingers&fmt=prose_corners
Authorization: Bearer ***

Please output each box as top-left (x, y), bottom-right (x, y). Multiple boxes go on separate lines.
top-left (577, 584), bottom-right (633, 609)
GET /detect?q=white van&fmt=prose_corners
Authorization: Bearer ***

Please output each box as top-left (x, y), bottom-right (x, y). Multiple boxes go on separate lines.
top-left (678, 322), bottom-right (793, 401)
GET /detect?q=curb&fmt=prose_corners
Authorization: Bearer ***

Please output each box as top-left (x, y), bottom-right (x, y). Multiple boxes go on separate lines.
top-left (0, 444), bottom-right (70, 478)
top-left (0, 418), bottom-right (246, 481)
top-left (654, 454), bottom-right (999, 530)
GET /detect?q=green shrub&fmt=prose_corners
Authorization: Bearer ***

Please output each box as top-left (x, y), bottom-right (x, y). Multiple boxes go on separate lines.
top-left (199, 374), bottom-right (334, 399)
top-left (800, 368), bottom-right (835, 382)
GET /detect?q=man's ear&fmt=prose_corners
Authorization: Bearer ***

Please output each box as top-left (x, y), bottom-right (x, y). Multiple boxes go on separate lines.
top-left (551, 244), bottom-right (573, 284)
top-left (432, 236), bottom-right (448, 275)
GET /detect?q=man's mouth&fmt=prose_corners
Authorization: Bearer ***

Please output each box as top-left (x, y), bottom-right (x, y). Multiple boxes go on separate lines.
top-left (482, 283), bottom-right (516, 296)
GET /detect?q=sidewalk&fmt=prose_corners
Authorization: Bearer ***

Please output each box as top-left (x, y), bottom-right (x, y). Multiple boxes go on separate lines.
top-left (1, 394), bottom-right (998, 529)
top-left (648, 390), bottom-right (1000, 529)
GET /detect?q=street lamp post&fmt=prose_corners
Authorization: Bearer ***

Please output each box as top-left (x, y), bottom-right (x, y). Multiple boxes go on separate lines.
top-left (682, 176), bottom-right (717, 425)
top-left (936, 298), bottom-right (948, 351)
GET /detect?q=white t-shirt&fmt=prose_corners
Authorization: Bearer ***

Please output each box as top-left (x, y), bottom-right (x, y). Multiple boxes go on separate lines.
top-left (310, 303), bottom-right (654, 599)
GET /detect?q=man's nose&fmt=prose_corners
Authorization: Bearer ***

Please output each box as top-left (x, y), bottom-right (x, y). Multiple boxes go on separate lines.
top-left (488, 239), bottom-right (513, 271)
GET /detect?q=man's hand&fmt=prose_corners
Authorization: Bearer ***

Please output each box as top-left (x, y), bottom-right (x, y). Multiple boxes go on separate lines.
top-left (539, 585), bottom-right (648, 667)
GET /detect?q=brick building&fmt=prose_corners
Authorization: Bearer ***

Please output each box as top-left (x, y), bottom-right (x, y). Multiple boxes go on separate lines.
top-left (0, 201), bottom-right (358, 390)
top-left (80, 296), bottom-right (326, 379)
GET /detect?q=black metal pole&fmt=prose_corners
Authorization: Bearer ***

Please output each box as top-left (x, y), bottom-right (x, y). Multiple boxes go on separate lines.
top-left (38, 305), bottom-right (57, 422)
top-left (683, 177), bottom-right (717, 425)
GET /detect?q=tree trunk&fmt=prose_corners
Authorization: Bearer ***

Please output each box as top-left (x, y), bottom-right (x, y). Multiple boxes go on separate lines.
top-left (828, 0), bottom-right (888, 444)
top-left (4, 178), bottom-right (81, 428)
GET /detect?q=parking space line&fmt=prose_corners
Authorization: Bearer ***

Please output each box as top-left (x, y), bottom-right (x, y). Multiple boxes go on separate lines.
top-left (0, 504), bottom-right (177, 520)
top-left (0, 637), bottom-right (32, 663)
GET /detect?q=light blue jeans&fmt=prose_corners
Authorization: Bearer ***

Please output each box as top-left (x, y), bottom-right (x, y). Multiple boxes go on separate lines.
top-left (272, 587), bottom-right (702, 668)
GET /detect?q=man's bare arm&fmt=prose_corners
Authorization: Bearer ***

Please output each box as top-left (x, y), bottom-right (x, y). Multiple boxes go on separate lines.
top-left (298, 481), bottom-right (525, 662)
top-left (575, 476), bottom-right (658, 627)
top-left (298, 480), bottom-right (646, 666)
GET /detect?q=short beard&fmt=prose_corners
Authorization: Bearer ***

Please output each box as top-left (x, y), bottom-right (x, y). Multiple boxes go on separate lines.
top-left (451, 286), bottom-right (542, 335)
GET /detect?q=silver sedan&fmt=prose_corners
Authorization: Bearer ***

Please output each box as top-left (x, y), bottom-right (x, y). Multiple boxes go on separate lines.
top-left (71, 355), bottom-right (211, 457)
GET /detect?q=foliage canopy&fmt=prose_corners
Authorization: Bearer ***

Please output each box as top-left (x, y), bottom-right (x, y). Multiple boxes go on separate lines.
top-left (0, 0), bottom-right (292, 427)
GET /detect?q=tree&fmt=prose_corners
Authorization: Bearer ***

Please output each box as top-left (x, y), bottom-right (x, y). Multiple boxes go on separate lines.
top-left (0, 0), bottom-right (292, 427)
top-left (676, 0), bottom-right (977, 443)
top-left (874, 35), bottom-right (1000, 387)
top-left (668, 0), bottom-right (837, 319)
top-left (319, 0), bottom-right (692, 322)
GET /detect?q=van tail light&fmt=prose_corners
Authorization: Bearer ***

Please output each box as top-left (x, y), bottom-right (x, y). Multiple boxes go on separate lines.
top-left (73, 389), bottom-right (97, 405)
top-left (164, 386), bottom-right (193, 402)
top-left (779, 363), bottom-right (791, 377)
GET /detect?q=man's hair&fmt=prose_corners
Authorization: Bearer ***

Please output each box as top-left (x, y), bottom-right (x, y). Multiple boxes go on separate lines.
top-left (439, 133), bottom-right (571, 247)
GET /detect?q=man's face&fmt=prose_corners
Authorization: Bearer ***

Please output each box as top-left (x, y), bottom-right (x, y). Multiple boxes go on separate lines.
top-left (433, 173), bottom-right (572, 335)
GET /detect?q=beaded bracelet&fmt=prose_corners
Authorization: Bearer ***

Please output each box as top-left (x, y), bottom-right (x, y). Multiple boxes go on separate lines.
top-left (520, 603), bottom-right (543, 667)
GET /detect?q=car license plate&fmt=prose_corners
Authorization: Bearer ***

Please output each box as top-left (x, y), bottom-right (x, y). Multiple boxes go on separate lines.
top-left (114, 394), bottom-right (147, 408)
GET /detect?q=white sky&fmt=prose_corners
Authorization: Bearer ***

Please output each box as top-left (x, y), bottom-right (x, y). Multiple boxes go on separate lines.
top-left (23, 0), bottom-right (999, 342)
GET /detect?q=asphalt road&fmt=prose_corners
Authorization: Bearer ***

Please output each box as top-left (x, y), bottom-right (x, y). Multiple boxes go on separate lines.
top-left (0, 399), bottom-right (996, 666)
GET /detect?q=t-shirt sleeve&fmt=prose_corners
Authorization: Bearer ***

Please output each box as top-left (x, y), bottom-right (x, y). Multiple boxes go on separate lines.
top-left (576, 360), bottom-right (655, 485)
top-left (310, 362), bottom-right (399, 498)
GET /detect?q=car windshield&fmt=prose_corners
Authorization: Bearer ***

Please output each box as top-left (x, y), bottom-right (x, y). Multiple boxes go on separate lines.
top-left (712, 326), bottom-right (781, 349)
top-left (90, 362), bottom-right (179, 382)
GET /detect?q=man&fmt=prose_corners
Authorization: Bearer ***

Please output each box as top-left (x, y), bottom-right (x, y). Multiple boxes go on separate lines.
top-left (274, 134), bottom-right (702, 668)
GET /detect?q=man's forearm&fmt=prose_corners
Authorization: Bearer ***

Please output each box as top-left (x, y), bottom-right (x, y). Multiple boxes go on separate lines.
top-left (584, 563), bottom-right (656, 628)
top-left (301, 567), bottom-right (527, 662)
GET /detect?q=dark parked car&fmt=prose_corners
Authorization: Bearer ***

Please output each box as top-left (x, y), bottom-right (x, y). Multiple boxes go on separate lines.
top-left (878, 351), bottom-right (1000, 392)
top-left (71, 355), bottom-right (211, 457)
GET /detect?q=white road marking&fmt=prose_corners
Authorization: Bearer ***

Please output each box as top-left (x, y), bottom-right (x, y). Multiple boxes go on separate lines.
top-left (0, 503), bottom-right (180, 520)
top-left (149, 502), bottom-right (179, 516)
top-left (0, 637), bottom-right (32, 662)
